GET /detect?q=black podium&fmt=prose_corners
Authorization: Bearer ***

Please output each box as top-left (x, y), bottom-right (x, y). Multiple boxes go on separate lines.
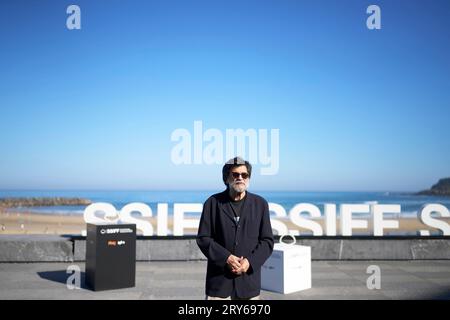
top-left (85, 223), bottom-right (136, 291)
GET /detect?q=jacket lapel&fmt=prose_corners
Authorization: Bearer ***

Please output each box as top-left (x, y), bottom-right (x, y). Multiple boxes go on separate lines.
top-left (220, 201), bottom-right (236, 224)
top-left (238, 192), bottom-right (253, 225)
top-left (218, 191), bottom-right (237, 224)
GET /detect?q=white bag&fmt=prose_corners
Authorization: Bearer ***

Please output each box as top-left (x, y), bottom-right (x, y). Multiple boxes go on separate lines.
top-left (261, 235), bottom-right (312, 294)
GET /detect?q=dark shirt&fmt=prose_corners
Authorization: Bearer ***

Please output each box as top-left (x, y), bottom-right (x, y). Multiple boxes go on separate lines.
top-left (229, 193), bottom-right (247, 224)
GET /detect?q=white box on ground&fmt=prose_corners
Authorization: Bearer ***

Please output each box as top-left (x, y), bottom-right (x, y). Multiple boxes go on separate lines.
top-left (261, 235), bottom-right (311, 294)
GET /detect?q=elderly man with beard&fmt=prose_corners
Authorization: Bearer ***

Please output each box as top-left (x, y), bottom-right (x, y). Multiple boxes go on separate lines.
top-left (197, 157), bottom-right (274, 300)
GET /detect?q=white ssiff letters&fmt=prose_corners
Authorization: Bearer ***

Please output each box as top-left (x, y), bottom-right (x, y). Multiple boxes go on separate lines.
top-left (83, 202), bottom-right (450, 237)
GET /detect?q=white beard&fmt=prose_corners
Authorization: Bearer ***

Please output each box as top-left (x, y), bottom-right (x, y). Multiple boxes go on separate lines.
top-left (229, 180), bottom-right (249, 193)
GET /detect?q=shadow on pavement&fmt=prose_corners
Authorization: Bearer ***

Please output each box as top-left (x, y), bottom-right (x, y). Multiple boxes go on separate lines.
top-left (37, 270), bottom-right (89, 290)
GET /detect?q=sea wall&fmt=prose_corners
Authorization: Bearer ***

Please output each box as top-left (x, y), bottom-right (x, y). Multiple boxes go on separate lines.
top-left (1, 235), bottom-right (450, 262)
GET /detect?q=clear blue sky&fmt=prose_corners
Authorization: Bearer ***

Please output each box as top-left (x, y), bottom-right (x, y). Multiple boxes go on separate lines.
top-left (1, 0), bottom-right (449, 191)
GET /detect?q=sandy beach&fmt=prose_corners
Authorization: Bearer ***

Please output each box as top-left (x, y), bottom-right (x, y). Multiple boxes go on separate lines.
top-left (0, 210), bottom-right (180, 235)
top-left (1, 208), bottom-right (448, 236)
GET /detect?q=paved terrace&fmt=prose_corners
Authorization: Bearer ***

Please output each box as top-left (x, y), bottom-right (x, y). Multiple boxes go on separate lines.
top-left (1, 260), bottom-right (450, 300)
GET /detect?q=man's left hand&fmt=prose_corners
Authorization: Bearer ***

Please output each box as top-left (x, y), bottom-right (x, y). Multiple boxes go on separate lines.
top-left (231, 257), bottom-right (250, 274)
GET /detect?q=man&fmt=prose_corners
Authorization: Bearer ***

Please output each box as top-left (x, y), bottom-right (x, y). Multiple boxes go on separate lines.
top-left (197, 157), bottom-right (274, 300)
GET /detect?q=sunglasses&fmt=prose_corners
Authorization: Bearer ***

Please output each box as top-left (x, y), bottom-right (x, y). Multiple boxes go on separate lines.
top-left (231, 172), bottom-right (249, 179)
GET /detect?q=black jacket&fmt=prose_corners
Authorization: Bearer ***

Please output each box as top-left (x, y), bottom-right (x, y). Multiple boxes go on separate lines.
top-left (196, 190), bottom-right (274, 298)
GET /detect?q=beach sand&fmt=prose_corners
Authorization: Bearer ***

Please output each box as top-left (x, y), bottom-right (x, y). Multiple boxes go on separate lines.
top-left (1, 208), bottom-right (449, 236)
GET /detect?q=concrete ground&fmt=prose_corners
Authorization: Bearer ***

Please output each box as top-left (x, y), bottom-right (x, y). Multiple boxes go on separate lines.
top-left (0, 260), bottom-right (450, 300)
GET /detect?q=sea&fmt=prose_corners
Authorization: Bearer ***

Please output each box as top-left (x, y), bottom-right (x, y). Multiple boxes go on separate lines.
top-left (1, 190), bottom-right (449, 219)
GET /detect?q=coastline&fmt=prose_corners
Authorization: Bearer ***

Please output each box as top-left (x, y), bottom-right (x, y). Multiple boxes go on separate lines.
top-left (1, 210), bottom-right (449, 235)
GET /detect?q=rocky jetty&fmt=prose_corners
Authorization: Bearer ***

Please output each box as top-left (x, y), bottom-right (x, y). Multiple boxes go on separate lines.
top-left (417, 178), bottom-right (450, 196)
top-left (0, 197), bottom-right (92, 208)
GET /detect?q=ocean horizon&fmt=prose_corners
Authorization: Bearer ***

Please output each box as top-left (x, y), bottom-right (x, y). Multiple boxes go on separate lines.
top-left (1, 190), bottom-right (449, 219)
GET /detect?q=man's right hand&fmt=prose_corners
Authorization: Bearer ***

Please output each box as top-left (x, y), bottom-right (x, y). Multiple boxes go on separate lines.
top-left (226, 254), bottom-right (242, 272)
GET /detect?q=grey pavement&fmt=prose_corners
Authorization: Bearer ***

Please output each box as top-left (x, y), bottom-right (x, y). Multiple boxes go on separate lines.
top-left (0, 261), bottom-right (450, 300)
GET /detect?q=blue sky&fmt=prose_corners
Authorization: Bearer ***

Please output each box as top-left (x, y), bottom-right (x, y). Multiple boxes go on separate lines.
top-left (0, 0), bottom-right (449, 191)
